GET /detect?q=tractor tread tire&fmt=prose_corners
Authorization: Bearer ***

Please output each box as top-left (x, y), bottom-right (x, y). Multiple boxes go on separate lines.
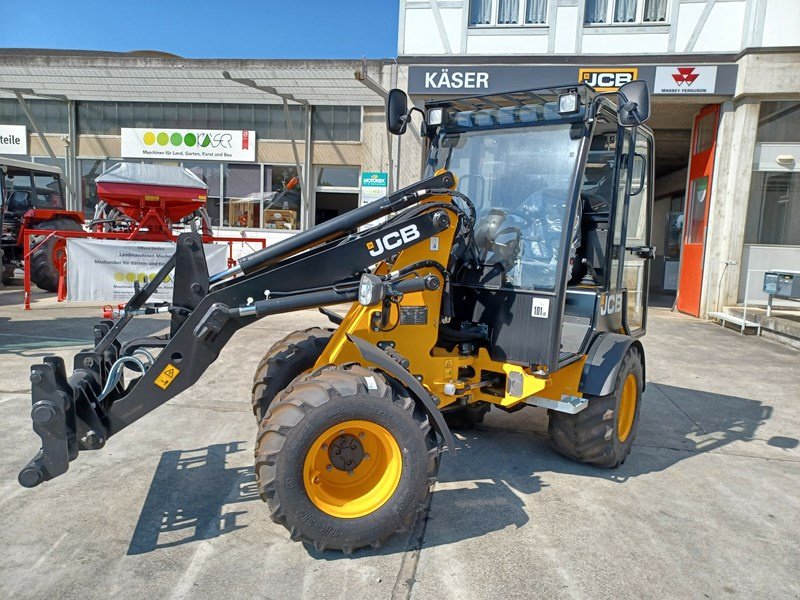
top-left (29, 218), bottom-right (82, 292)
top-left (251, 327), bottom-right (334, 421)
top-left (254, 364), bottom-right (439, 554)
top-left (548, 347), bottom-right (643, 468)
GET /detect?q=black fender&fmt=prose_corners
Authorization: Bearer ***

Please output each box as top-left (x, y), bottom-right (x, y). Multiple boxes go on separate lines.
top-left (579, 332), bottom-right (646, 397)
top-left (347, 334), bottom-right (455, 454)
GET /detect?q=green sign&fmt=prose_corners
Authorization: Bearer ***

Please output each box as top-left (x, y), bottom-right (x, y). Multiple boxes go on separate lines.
top-left (361, 172), bottom-right (388, 187)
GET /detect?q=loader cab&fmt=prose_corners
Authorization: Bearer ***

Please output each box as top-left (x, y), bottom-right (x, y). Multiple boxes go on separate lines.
top-left (390, 83), bottom-right (654, 373)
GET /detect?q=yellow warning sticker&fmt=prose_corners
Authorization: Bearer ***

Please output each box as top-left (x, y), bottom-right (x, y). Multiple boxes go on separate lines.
top-left (154, 363), bottom-right (180, 390)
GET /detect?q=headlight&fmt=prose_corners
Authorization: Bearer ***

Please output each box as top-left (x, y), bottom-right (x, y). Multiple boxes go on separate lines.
top-left (358, 274), bottom-right (385, 306)
top-left (558, 92), bottom-right (580, 114)
top-left (427, 107), bottom-right (444, 126)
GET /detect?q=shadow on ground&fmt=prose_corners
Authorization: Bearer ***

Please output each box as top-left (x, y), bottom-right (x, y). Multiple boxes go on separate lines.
top-left (128, 383), bottom-right (789, 558)
top-left (127, 441), bottom-right (258, 555)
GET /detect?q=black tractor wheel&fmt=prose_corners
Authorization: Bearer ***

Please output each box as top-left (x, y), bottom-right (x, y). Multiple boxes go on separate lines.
top-left (251, 327), bottom-right (334, 421)
top-left (548, 347), bottom-right (643, 468)
top-left (443, 402), bottom-right (490, 430)
top-left (254, 364), bottom-right (439, 554)
top-left (29, 218), bottom-right (83, 292)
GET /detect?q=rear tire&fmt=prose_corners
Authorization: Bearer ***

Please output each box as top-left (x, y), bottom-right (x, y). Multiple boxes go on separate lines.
top-left (251, 327), bottom-right (334, 421)
top-left (548, 348), bottom-right (643, 468)
top-left (29, 218), bottom-right (82, 292)
top-left (254, 364), bottom-right (439, 554)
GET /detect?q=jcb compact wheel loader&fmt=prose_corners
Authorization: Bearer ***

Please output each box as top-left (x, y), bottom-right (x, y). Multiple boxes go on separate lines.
top-left (18, 81), bottom-right (656, 554)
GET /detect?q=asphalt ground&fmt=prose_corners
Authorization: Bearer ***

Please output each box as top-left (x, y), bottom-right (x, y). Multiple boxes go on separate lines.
top-left (1, 285), bottom-right (798, 599)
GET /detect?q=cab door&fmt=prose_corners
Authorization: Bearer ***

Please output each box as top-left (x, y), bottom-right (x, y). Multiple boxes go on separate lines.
top-left (623, 131), bottom-right (654, 334)
top-left (609, 127), bottom-right (654, 336)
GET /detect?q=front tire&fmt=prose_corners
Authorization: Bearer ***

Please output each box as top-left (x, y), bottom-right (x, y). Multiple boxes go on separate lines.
top-left (251, 327), bottom-right (334, 421)
top-left (548, 348), bottom-right (643, 468)
top-left (254, 364), bottom-right (439, 554)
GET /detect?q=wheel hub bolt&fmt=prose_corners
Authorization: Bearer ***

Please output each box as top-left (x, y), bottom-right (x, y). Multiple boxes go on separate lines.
top-left (321, 443), bottom-right (328, 450)
top-left (326, 464), bottom-right (333, 471)
top-left (313, 476), bottom-right (320, 484)
top-left (364, 453), bottom-right (370, 461)
top-left (359, 432), bottom-right (365, 439)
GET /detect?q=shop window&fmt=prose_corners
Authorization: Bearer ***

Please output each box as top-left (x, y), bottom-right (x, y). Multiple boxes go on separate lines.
top-left (312, 106), bottom-right (361, 142)
top-left (224, 164), bottom-right (261, 228)
top-left (469, 0), bottom-right (547, 25)
top-left (314, 165), bottom-right (360, 225)
top-left (183, 162), bottom-right (222, 227)
top-left (80, 159), bottom-right (105, 218)
top-left (76, 102), bottom-right (306, 140)
top-left (263, 166), bottom-right (302, 230)
top-left (584, 0), bottom-right (667, 24)
top-left (0, 99), bottom-right (68, 134)
top-left (757, 101), bottom-right (800, 143)
top-left (316, 166), bottom-right (359, 188)
top-left (745, 172), bottom-right (800, 246)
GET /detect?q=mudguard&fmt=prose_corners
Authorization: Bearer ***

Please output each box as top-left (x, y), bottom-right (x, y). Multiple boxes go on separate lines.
top-left (579, 332), bottom-right (645, 397)
top-left (347, 334), bottom-right (455, 453)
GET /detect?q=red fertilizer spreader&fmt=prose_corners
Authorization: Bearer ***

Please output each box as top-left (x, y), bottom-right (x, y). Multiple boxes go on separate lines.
top-left (92, 163), bottom-right (212, 241)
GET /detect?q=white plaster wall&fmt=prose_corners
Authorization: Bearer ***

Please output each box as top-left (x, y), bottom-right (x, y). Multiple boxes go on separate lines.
top-left (762, 0), bottom-right (800, 47)
top-left (674, 2), bottom-right (704, 52)
top-left (441, 8), bottom-right (464, 53)
top-left (466, 33), bottom-right (550, 54)
top-left (692, 1), bottom-right (746, 53)
top-left (581, 32), bottom-right (669, 54)
top-left (404, 8), bottom-right (446, 54)
top-left (553, 6), bottom-right (578, 54)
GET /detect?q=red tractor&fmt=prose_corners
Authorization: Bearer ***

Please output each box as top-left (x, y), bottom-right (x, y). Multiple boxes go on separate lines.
top-left (0, 157), bottom-right (84, 291)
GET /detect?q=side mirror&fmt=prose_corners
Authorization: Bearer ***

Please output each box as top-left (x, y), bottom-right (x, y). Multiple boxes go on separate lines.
top-left (386, 88), bottom-right (409, 135)
top-left (617, 80), bottom-right (650, 127)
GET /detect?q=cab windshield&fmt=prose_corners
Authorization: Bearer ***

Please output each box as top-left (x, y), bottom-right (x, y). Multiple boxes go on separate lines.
top-left (427, 118), bottom-right (583, 291)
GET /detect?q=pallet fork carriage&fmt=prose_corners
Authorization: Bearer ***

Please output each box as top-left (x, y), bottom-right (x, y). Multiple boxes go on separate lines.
top-left (19, 81), bottom-right (655, 553)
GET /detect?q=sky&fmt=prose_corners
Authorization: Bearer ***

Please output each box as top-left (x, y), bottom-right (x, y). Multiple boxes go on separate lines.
top-left (0, 0), bottom-right (400, 59)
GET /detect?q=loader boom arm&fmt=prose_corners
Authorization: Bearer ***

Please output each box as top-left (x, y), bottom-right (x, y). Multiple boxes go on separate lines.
top-left (18, 171), bottom-right (457, 488)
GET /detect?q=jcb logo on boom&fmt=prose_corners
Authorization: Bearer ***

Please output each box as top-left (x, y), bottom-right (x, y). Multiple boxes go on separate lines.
top-left (366, 225), bottom-right (421, 257)
top-left (600, 293), bottom-right (624, 316)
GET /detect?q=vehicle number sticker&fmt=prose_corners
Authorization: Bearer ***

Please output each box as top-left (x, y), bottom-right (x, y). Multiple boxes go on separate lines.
top-left (531, 298), bottom-right (550, 319)
top-left (154, 363), bottom-right (180, 390)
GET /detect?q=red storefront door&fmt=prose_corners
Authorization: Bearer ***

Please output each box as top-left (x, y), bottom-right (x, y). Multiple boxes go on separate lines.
top-left (677, 104), bottom-right (720, 317)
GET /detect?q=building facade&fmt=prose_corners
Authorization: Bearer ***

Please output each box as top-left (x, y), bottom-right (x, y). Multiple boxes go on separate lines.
top-left (396, 0), bottom-right (800, 316)
top-left (0, 51), bottom-right (398, 249)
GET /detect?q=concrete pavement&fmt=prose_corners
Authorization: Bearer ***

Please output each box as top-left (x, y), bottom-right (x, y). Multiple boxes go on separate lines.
top-left (0, 286), bottom-right (798, 599)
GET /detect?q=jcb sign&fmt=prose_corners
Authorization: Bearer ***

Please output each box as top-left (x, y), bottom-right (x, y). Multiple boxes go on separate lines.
top-left (579, 68), bottom-right (638, 92)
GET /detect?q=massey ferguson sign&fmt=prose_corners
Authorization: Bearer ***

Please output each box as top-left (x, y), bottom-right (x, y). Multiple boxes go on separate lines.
top-left (653, 66), bottom-right (718, 95)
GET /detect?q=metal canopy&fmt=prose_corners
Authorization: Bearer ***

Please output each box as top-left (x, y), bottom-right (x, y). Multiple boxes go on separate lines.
top-left (0, 53), bottom-right (387, 106)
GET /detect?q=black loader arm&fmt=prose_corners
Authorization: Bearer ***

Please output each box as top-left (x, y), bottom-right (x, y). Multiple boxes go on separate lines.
top-left (18, 171), bottom-right (457, 488)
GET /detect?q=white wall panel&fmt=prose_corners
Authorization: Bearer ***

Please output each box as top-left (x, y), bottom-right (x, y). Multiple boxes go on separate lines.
top-left (404, 9), bottom-right (445, 54)
top-left (554, 6), bottom-right (578, 54)
top-left (693, 1), bottom-right (746, 52)
top-left (466, 33), bottom-right (549, 54)
top-left (674, 2), bottom-right (704, 52)
top-left (441, 8), bottom-right (464, 53)
top-left (762, 0), bottom-right (800, 47)
top-left (581, 32), bottom-right (669, 54)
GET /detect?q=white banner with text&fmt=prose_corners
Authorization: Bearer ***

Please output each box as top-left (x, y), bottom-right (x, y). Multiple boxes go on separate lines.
top-left (66, 238), bottom-right (227, 302)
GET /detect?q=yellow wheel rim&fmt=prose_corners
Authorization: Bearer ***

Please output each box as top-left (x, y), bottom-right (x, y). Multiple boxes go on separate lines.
top-left (303, 419), bottom-right (402, 519)
top-left (617, 373), bottom-right (637, 442)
